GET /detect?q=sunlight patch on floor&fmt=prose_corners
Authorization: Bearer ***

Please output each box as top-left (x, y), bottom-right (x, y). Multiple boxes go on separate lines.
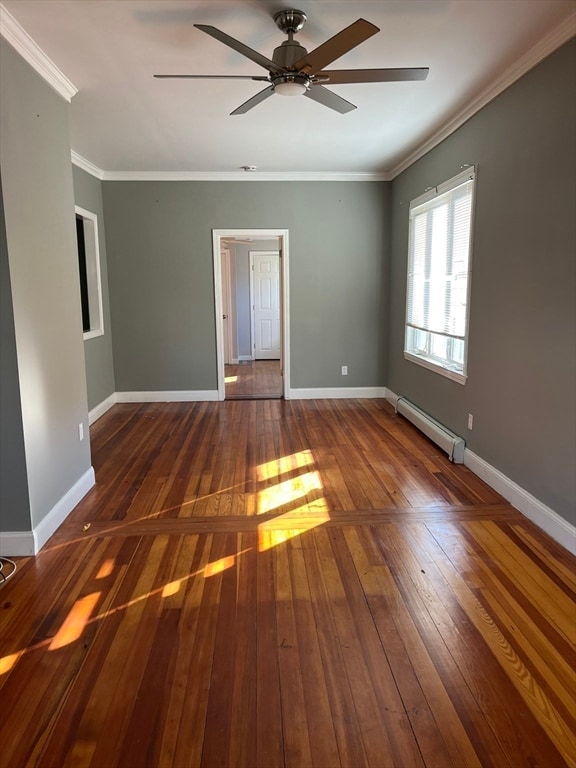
top-left (96, 559), bottom-right (115, 579)
top-left (257, 450), bottom-right (314, 481)
top-left (258, 498), bottom-right (330, 552)
top-left (256, 470), bottom-right (323, 514)
top-left (204, 553), bottom-right (237, 578)
top-left (49, 592), bottom-right (101, 651)
top-left (161, 580), bottom-right (181, 597)
top-left (0, 652), bottom-right (20, 675)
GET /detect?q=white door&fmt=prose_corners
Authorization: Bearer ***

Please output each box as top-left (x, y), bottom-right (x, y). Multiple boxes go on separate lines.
top-left (250, 251), bottom-right (280, 359)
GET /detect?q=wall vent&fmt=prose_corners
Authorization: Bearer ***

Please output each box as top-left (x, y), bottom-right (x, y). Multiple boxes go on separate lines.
top-left (396, 397), bottom-right (465, 463)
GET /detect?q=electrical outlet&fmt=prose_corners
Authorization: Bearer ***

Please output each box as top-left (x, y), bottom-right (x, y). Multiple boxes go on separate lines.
top-left (467, 414), bottom-right (473, 430)
top-left (78, 423), bottom-right (84, 441)
top-left (341, 366), bottom-right (348, 376)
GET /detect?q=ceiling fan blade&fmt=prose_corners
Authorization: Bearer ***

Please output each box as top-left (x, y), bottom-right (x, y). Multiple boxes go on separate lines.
top-left (304, 85), bottom-right (356, 114)
top-left (230, 85), bottom-right (275, 115)
top-left (194, 24), bottom-right (284, 75)
top-left (292, 19), bottom-right (379, 74)
top-left (315, 68), bottom-right (430, 84)
top-left (154, 74), bottom-right (270, 81)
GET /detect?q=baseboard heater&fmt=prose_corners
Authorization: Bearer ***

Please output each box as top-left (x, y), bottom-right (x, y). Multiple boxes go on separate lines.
top-left (395, 397), bottom-right (465, 463)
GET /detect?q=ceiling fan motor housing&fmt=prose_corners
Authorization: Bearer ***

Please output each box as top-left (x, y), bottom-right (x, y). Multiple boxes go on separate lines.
top-left (271, 34), bottom-right (312, 94)
top-left (272, 38), bottom-right (308, 70)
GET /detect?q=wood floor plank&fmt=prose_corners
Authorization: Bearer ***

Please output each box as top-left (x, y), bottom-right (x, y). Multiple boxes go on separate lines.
top-left (288, 534), bottom-right (342, 768)
top-left (71, 535), bottom-right (173, 767)
top-left (350, 524), bottom-right (477, 768)
top-left (510, 523), bottom-right (576, 590)
top-left (428, 521), bottom-right (576, 717)
top-left (397, 522), bottom-right (574, 767)
top-left (171, 535), bottom-right (229, 768)
top-left (0, 537), bottom-right (96, 678)
top-left (2, 538), bottom-right (139, 767)
top-left (25, 537), bottom-right (145, 767)
top-left (465, 520), bottom-right (576, 645)
top-left (375, 523), bottom-right (521, 768)
top-left (339, 526), bottom-right (447, 768)
top-left (273, 533), bottom-right (314, 768)
top-left (255, 544), bottom-right (284, 768)
top-left (157, 534), bottom-right (218, 767)
top-left (51, 503), bottom-right (522, 541)
top-left (311, 527), bottom-right (399, 768)
top-left (201, 533), bottom-right (247, 768)
top-left (303, 529), bottom-right (371, 768)
top-left (226, 533), bottom-right (258, 767)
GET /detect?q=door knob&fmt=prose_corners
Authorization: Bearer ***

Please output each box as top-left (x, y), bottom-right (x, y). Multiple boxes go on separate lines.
top-left (223, 314), bottom-right (228, 319)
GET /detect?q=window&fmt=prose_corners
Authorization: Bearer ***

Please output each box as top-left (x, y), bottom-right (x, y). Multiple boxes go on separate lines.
top-left (75, 206), bottom-right (104, 340)
top-left (404, 167), bottom-right (475, 384)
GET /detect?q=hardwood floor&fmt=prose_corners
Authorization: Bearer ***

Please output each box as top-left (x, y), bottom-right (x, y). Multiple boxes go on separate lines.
top-left (225, 360), bottom-right (282, 399)
top-left (1, 399), bottom-right (574, 768)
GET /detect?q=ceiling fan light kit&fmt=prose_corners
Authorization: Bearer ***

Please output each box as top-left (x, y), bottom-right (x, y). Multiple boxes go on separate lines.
top-left (272, 74), bottom-right (310, 96)
top-left (154, 7), bottom-right (429, 114)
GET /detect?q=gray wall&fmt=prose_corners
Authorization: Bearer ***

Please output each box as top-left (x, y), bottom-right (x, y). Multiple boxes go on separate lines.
top-left (0, 39), bottom-right (92, 529)
top-left (388, 39), bottom-right (576, 525)
top-left (72, 165), bottom-right (116, 410)
top-left (233, 239), bottom-right (279, 359)
top-left (0, 178), bottom-right (31, 532)
top-left (102, 181), bottom-right (390, 391)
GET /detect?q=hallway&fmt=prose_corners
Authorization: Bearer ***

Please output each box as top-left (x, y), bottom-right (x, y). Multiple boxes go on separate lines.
top-left (225, 360), bottom-right (282, 399)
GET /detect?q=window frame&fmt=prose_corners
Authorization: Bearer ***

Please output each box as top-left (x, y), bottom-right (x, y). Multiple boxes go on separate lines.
top-left (404, 166), bottom-right (476, 385)
top-left (75, 205), bottom-right (104, 341)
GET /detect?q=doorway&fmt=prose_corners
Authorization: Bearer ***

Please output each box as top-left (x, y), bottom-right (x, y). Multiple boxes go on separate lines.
top-left (212, 229), bottom-right (290, 401)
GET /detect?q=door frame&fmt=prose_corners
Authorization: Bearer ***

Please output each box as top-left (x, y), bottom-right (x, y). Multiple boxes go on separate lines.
top-left (220, 245), bottom-right (234, 364)
top-left (249, 250), bottom-right (280, 361)
top-left (212, 229), bottom-right (290, 401)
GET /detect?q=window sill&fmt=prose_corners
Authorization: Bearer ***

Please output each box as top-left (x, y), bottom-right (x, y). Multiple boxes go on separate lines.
top-left (404, 351), bottom-right (467, 385)
top-left (83, 328), bottom-right (104, 341)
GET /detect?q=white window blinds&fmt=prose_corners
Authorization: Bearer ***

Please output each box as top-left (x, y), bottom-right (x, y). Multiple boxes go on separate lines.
top-left (405, 167), bottom-right (475, 383)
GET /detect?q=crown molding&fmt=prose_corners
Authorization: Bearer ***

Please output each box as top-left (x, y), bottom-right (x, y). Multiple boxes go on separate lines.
top-left (390, 12), bottom-right (576, 178)
top-left (5, 3), bottom-right (574, 181)
top-left (71, 151), bottom-right (105, 180)
top-left (69, 157), bottom-right (390, 181)
top-left (0, 3), bottom-right (77, 102)
top-left (99, 170), bottom-right (391, 182)
top-left (70, 13), bottom-right (574, 184)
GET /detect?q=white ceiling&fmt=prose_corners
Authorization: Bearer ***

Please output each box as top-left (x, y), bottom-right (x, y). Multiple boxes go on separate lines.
top-left (2, 0), bottom-right (575, 178)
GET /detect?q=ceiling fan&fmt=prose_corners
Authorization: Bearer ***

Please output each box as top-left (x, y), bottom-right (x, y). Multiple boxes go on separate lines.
top-left (154, 8), bottom-right (429, 115)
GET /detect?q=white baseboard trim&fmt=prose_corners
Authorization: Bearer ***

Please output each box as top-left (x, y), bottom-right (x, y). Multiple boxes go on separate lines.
top-left (384, 388), bottom-right (400, 408)
top-left (0, 466), bottom-right (96, 557)
top-left (34, 467), bottom-right (96, 552)
top-left (464, 450), bottom-right (575, 555)
top-left (238, 355), bottom-right (254, 362)
top-left (385, 388), bottom-right (575, 554)
top-left (288, 387), bottom-right (387, 400)
top-left (0, 531), bottom-right (36, 557)
top-left (88, 393), bottom-right (117, 425)
top-left (115, 390), bottom-right (220, 403)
